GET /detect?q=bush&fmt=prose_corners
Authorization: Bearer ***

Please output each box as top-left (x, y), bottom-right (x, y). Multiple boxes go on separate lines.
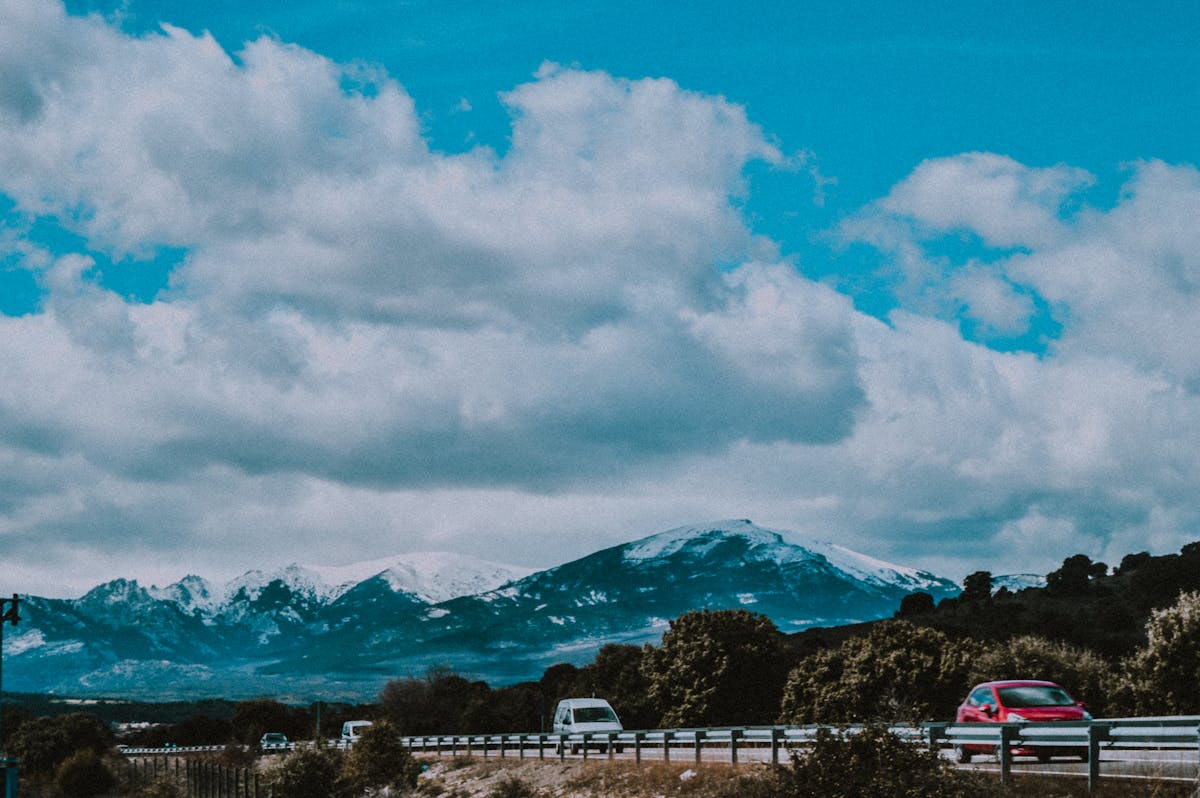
top-left (1118, 590), bottom-right (1200, 715)
top-left (267, 745), bottom-right (351, 798)
top-left (780, 621), bottom-right (980, 723)
top-left (341, 719), bottom-right (422, 792)
top-left (642, 609), bottom-right (786, 727)
top-left (966, 635), bottom-right (1114, 716)
top-left (774, 726), bottom-right (999, 798)
top-left (7, 713), bottom-right (114, 783)
top-left (55, 748), bottom-right (117, 797)
top-left (487, 774), bottom-right (540, 798)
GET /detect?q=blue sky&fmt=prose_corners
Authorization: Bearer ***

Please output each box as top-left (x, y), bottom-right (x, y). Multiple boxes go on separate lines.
top-left (1, 0), bottom-right (1198, 596)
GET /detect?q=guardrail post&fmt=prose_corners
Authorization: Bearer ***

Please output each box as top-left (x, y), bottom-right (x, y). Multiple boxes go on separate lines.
top-left (662, 731), bottom-right (672, 762)
top-left (997, 725), bottom-right (1014, 787)
top-left (558, 735), bottom-right (565, 762)
top-left (606, 733), bottom-right (615, 760)
top-left (693, 730), bottom-right (705, 764)
top-left (1087, 723), bottom-right (1109, 793)
top-left (634, 732), bottom-right (643, 764)
top-left (926, 723), bottom-right (945, 753)
top-left (770, 728), bottom-right (782, 765)
top-left (729, 730), bottom-right (740, 765)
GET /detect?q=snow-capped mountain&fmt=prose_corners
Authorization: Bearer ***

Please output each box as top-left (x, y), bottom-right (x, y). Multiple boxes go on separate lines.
top-left (2, 521), bottom-right (959, 700)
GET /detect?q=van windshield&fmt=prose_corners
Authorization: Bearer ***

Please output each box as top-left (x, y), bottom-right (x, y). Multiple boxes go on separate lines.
top-left (573, 707), bottom-right (618, 723)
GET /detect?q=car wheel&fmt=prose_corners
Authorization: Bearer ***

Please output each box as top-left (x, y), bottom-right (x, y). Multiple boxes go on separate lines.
top-left (614, 745), bottom-right (624, 754)
top-left (954, 745), bottom-right (972, 764)
top-left (570, 744), bottom-right (580, 755)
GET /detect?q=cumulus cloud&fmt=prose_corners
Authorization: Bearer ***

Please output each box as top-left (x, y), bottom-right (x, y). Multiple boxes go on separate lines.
top-left (2, 0), bottom-right (1200, 598)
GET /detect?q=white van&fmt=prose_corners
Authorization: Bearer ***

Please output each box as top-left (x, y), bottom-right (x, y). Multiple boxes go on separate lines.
top-left (340, 720), bottom-right (373, 744)
top-left (552, 698), bottom-right (623, 754)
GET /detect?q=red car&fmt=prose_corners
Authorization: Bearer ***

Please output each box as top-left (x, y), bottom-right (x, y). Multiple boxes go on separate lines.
top-left (954, 680), bottom-right (1092, 763)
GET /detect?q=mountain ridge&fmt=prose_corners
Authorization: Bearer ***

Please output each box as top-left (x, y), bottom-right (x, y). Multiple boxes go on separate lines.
top-left (3, 520), bottom-right (960, 700)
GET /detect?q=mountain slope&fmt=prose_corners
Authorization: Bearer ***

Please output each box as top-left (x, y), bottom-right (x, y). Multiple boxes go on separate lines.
top-left (4, 521), bottom-right (959, 698)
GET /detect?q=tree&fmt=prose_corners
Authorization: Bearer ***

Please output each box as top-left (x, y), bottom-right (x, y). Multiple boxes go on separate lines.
top-left (641, 609), bottom-right (786, 727)
top-left (1046, 554), bottom-right (1106, 595)
top-left (895, 592), bottom-right (934, 617)
top-left (960, 572), bottom-right (993, 603)
top-left (7, 713), bottom-right (113, 783)
top-left (341, 720), bottom-right (421, 793)
top-left (965, 635), bottom-right (1113, 716)
top-left (569, 644), bottom-right (657, 730)
top-left (780, 621), bottom-right (981, 723)
top-left (231, 699), bottom-right (309, 746)
top-left (1119, 590), bottom-right (1200, 715)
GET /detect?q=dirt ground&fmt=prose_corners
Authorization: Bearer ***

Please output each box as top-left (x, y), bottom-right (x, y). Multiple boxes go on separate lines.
top-left (413, 756), bottom-right (760, 798)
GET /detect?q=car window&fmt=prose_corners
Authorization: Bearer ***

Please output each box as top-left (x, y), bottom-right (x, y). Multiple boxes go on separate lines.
top-left (997, 686), bottom-right (1074, 708)
top-left (967, 687), bottom-right (994, 706)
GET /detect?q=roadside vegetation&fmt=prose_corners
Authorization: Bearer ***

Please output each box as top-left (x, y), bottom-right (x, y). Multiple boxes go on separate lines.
top-left (4, 539), bottom-right (1200, 795)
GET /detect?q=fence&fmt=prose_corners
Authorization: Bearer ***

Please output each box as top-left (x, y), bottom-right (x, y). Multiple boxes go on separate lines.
top-left (121, 756), bottom-right (261, 798)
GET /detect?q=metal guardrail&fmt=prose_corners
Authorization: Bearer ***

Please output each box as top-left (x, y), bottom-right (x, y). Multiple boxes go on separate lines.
top-left (121, 716), bottom-right (1200, 792)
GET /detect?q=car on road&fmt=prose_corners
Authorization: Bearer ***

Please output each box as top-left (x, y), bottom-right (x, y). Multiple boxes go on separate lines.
top-left (341, 720), bottom-right (373, 743)
top-left (259, 732), bottom-right (289, 748)
top-left (954, 680), bottom-right (1092, 763)
top-left (552, 698), bottom-right (623, 754)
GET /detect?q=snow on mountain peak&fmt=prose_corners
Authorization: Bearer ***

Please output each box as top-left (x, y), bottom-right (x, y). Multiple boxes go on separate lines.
top-left (306, 551), bottom-right (533, 604)
top-left (622, 519), bottom-right (949, 591)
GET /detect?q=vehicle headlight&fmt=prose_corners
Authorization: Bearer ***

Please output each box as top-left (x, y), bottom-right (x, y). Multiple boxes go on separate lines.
top-left (1007, 712), bottom-right (1028, 722)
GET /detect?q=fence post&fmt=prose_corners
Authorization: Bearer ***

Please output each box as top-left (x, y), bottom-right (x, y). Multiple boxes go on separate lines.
top-left (606, 733), bottom-right (615, 760)
top-left (926, 723), bottom-right (946, 753)
top-left (997, 725), bottom-right (1014, 787)
top-left (1086, 723), bottom-right (1108, 793)
top-left (770, 728), bottom-right (782, 765)
top-left (498, 735), bottom-right (505, 759)
top-left (633, 732), bottom-right (643, 765)
top-left (662, 731), bottom-right (672, 762)
top-left (729, 730), bottom-right (740, 765)
top-left (693, 731), bottom-right (705, 764)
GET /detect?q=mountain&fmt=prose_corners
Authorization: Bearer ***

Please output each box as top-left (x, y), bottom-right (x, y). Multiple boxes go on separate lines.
top-left (2, 521), bottom-right (959, 700)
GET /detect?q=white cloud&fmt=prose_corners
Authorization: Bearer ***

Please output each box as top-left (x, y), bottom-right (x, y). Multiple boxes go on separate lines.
top-left (2, 1), bottom-right (1200, 599)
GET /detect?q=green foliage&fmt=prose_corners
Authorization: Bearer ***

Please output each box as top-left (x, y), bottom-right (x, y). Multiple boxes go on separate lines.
top-left (966, 635), bottom-right (1114, 716)
top-left (960, 571), bottom-right (993, 603)
top-left (895, 591), bottom-right (934, 617)
top-left (642, 609), bottom-right (786, 727)
top-left (1118, 590), bottom-right (1200, 715)
top-left (267, 745), bottom-right (351, 798)
top-left (341, 719), bottom-right (422, 792)
top-left (562, 644), bottom-right (656, 730)
top-left (1046, 554), bottom-right (1107, 596)
top-left (54, 748), bottom-right (116, 798)
top-left (7, 712), bottom-right (114, 781)
top-left (773, 726), bottom-right (999, 798)
top-left (380, 666), bottom-right (494, 735)
top-left (780, 621), bottom-right (981, 723)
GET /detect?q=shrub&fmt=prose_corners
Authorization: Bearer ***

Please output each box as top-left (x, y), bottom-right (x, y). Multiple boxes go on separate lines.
top-left (1118, 590), bottom-right (1200, 715)
top-left (267, 745), bottom-right (351, 798)
top-left (341, 719), bottom-right (422, 792)
top-left (55, 748), bottom-right (117, 797)
top-left (774, 726), bottom-right (999, 798)
top-left (780, 621), bottom-right (980, 723)
top-left (642, 609), bottom-right (787, 727)
top-left (487, 774), bottom-right (540, 798)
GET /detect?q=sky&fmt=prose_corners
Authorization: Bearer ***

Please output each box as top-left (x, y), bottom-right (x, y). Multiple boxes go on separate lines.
top-left (1, 0), bottom-right (1198, 598)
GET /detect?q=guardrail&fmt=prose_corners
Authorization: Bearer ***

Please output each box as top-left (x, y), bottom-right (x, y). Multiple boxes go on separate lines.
top-left (121, 717), bottom-right (1200, 793)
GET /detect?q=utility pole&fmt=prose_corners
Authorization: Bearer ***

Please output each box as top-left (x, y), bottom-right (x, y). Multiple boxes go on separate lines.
top-left (1, 593), bottom-right (20, 798)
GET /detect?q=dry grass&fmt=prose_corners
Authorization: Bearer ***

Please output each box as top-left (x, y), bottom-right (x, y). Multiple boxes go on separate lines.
top-left (412, 757), bottom-right (1199, 798)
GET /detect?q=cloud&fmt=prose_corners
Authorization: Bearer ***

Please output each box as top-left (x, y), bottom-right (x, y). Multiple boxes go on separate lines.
top-left (2, 1), bottom-right (1200, 600)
